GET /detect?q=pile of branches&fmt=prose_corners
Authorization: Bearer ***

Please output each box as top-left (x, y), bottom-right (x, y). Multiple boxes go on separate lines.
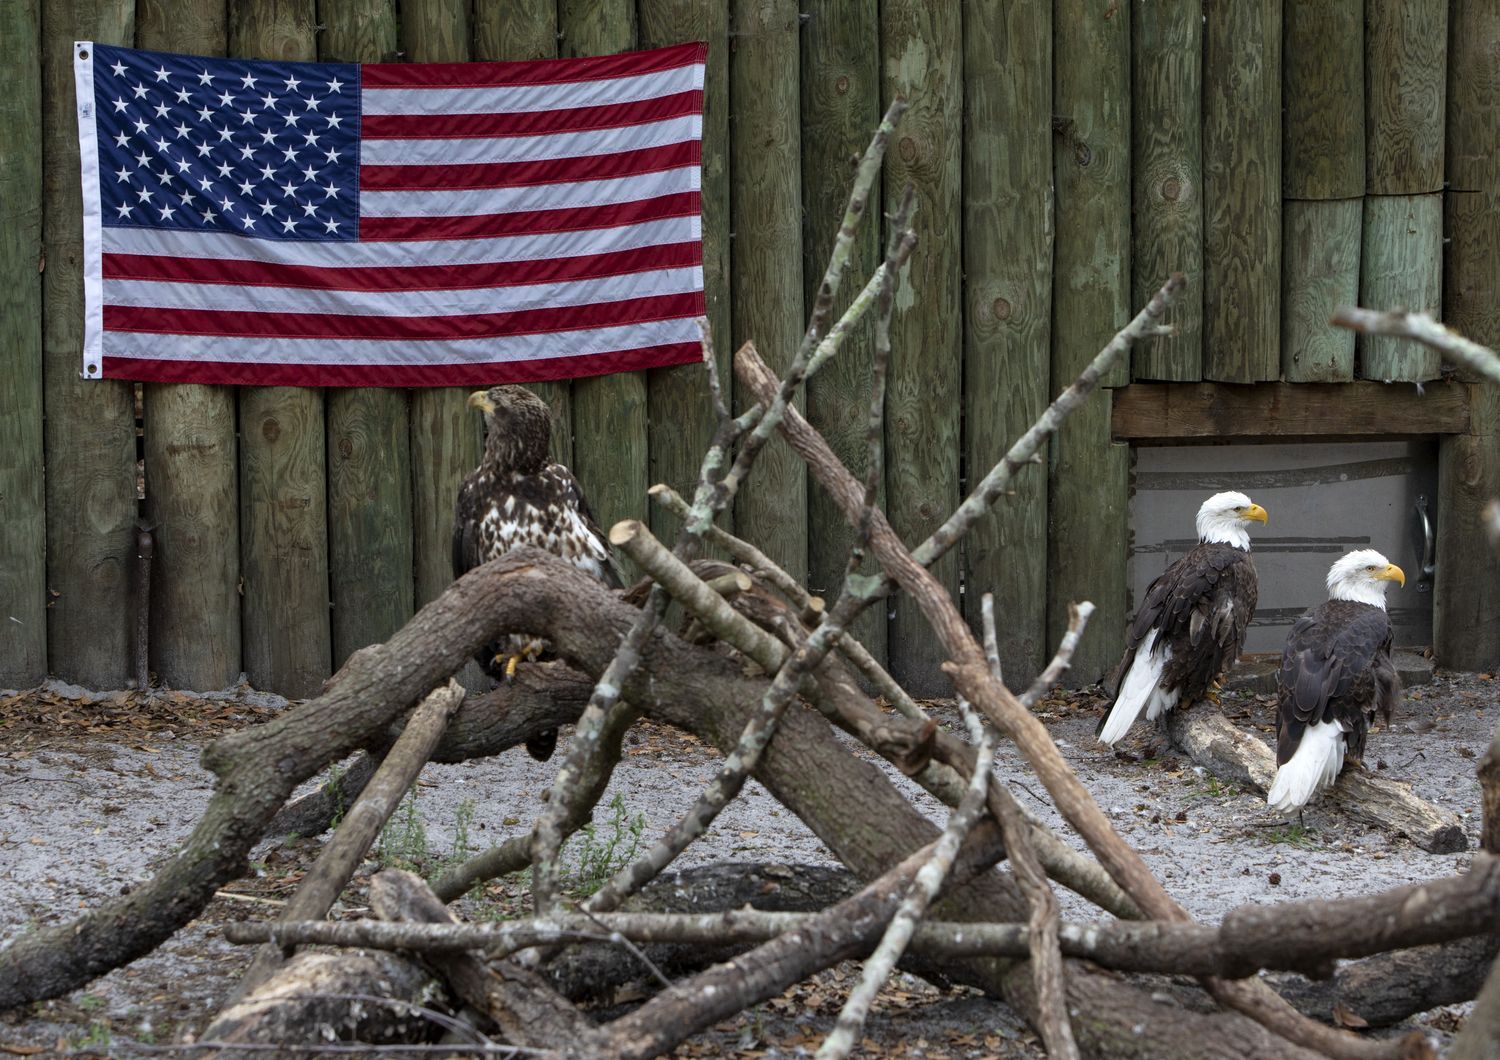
top-left (4, 104), bottom-right (1500, 1059)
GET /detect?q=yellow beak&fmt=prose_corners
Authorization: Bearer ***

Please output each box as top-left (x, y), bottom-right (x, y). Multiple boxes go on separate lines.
top-left (1244, 503), bottom-right (1269, 524)
top-left (1378, 563), bottom-right (1406, 587)
top-left (467, 391), bottom-right (495, 413)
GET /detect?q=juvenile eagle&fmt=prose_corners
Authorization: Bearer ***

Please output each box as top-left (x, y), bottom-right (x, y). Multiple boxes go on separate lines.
top-left (1266, 549), bottom-right (1404, 815)
top-left (453, 385), bottom-right (621, 761)
top-left (1097, 491), bottom-right (1268, 747)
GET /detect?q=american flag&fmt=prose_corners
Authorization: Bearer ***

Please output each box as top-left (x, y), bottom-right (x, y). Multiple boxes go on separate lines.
top-left (73, 40), bottom-right (706, 387)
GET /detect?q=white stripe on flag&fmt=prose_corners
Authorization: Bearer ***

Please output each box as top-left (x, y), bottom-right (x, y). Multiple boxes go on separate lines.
top-left (360, 64), bottom-right (702, 116)
top-left (359, 167), bottom-right (700, 218)
top-left (359, 114), bottom-right (702, 166)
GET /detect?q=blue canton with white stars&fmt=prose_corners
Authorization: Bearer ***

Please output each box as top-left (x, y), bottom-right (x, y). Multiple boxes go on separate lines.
top-left (90, 43), bottom-right (360, 242)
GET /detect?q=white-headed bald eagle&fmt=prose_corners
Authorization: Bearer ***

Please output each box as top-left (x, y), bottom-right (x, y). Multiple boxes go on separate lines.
top-left (1266, 549), bottom-right (1405, 815)
top-left (1097, 491), bottom-right (1268, 747)
top-left (453, 384), bottom-right (622, 761)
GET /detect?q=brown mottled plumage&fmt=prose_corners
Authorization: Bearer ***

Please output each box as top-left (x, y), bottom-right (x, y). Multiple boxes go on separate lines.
top-left (453, 385), bottom-right (621, 760)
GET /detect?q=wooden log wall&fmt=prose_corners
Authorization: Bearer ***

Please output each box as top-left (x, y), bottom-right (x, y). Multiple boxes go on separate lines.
top-left (11, 0), bottom-right (1498, 697)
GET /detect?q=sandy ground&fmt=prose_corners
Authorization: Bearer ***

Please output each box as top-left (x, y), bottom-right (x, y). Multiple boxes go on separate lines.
top-left (0, 667), bottom-right (1494, 1057)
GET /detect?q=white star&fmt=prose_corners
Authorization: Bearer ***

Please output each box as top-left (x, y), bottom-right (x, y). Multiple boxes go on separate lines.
top-left (197, 69), bottom-right (213, 86)
top-left (237, 144), bottom-right (255, 160)
top-left (152, 101), bottom-right (170, 118)
top-left (284, 74), bottom-right (301, 92)
top-left (258, 199), bottom-right (275, 216)
top-left (280, 214), bottom-right (298, 233)
top-left (173, 121), bottom-right (191, 139)
top-left (112, 131), bottom-right (130, 148)
top-left (215, 161), bottom-right (233, 178)
top-left (322, 182), bottom-right (339, 199)
top-left (240, 213), bottom-right (256, 230)
top-left (136, 186), bottom-right (153, 203)
top-left (194, 141), bottom-right (212, 158)
top-left (238, 109), bottom-right (255, 125)
top-left (323, 147), bottom-right (340, 164)
top-left (237, 178), bottom-right (254, 195)
top-left (153, 66), bottom-right (170, 83)
top-left (260, 91), bottom-right (277, 109)
top-left (303, 95), bottom-right (320, 111)
top-left (131, 117), bottom-right (149, 134)
top-left (323, 217), bottom-right (340, 234)
top-left (196, 105), bottom-right (213, 122)
top-left (153, 135), bottom-right (171, 152)
top-left (174, 86), bottom-right (190, 103)
top-left (326, 77), bottom-right (345, 94)
top-left (217, 126), bottom-right (233, 143)
top-left (301, 200), bottom-right (318, 217)
top-left (197, 175), bottom-right (214, 192)
top-left (114, 202), bottom-right (133, 218)
top-left (179, 188), bottom-right (194, 205)
top-left (114, 165), bottom-right (131, 182)
top-left (217, 89), bottom-right (235, 107)
top-left (158, 203), bottom-right (176, 220)
top-left (131, 82), bottom-right (148, 99)
top-left (156, 167), bottom-right (174, 185)
top-left (240, 72), bottom-right (258, 90)
top-left (110, 60), bottom-right (126, 77)
top-left (258, 162), bottom-right (276, 181)
top-left (281, 180), bottom-right (298, 197)
top-left (325, 112), bottom-right (343, 129)
top-left (219, 195), bottom-right (233, 211)
top-left (283, 110), bottom-right (302, 127)
top-left (302, 164), bottom-right (319, 181)
top-left (259, 127), bottom-right (277, 145)
top-left (174, 156), bottom-right (191, 172)
top-left (302, 130), bottom-right (320, 147)
top-left (282, 145), bottom-right (301, 163)
top-left (201, 206), bottom-right (216, 224)
top-left (111, 96), bottom-right (128, 113)
top-left (133, 149), bottom-right (151, 167)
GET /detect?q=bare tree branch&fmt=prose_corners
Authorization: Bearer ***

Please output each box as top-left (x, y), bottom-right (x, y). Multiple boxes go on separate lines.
top-left (1332, 305), bottom-right (1500, 385)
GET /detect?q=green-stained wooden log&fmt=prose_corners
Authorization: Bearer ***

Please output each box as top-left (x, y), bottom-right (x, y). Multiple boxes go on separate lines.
top-left (1130, 0), bottom-right (1202, 381)
top-left (729, 0), bottom-right (805, 582)
top-left (472, 0), bottom-right (573, 468)
top-left (961, 0), bottom-right (1044, 687)
top-left (1202, 0), bottom-right (1280, 383)
top-left (1047, 399), bottom-right (1127, 685)
top-left (558, 0), bottom-right (649, 581)
top-left (136, 0), bottom-right (239, 691)
top-left (232, 0), bottom-right (331, 697)
top-left (42, 1), bottom-right (137, 689)
top-left (403, 0), bottom-right (481, 608)
top-left (796, 0), bottom-right (885, 666)
top-left (1282, 0), bottom-right (1363, 200)
top-left (320, 0), bottom-right (413, 670)
top-left (1359, 194), bottom-right (1443, 382)
top-left (1366, 0), bottom-right (1446, 195)
top-left (641, 0), bottom-right (731, 550)
top-left (1436, 0), bottom-right (1500, 670)
top-left (1050, 0), bottom-right (1129, 683)
top-left (1281, 198), bottom-right (1361, 382)
top-left (0, 0), bottom-right (46, 687)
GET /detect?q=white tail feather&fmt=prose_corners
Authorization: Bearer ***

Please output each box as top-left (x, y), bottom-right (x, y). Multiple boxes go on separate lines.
top-left (1099, 631), bottom-right (1178, 746)
top-left (1266, 721), bottom-right (1346, 814)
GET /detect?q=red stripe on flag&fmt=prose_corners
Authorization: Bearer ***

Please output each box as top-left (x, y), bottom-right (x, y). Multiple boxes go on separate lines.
top-left (104, 292), bottom-right (704, 340)
top-left (104, 242), bottom-right (703, 292)
top-left (100, 341), bottom-right (702, 388)
top-left (360, 141), bottom-right (700, 191)
top-left (361, 90), bottom-right (703, 141)
top-left (361, 42), bottom-right (705, 89)
top-left (358, 191), bottom-right (700, 242)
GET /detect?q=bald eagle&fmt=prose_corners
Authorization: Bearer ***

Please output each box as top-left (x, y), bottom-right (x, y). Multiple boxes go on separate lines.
top-left (1266, 549), bottom-right (1405, 815)
top-left (453, 385), bottom-right (621, 761)
top-left (1097, 491), bottom-right (1268, 747)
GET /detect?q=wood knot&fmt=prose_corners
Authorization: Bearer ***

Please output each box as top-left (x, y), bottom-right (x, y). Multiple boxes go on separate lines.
top-left (992, 297), bottom-right (1013, 322)
top-left (261, 418), bottom-right (281, 442)
top-left (1161, 177), bottom-right (1182, 202)
top-left (1074, 141), bottom-right (1092, 167)
top-left (898, 136), bottom-right (918, 163)
top-left (835, 75), bottom-right (849, 94)
top-left (338, 437), bottom-right (354, 459)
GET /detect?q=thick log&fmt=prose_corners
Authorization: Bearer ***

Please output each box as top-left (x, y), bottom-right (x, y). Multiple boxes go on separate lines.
top-left (199, 951), bottom-right (437, 1051)
top-left (1165, 708), bottom-right (1468, 853)
top-left (1281, 198), bottom-right (1362, 382)
top-left (1447, 0), bottom-right (1500, 194)
top-left (370, 870), bottom-right (593, 1050)
top-left (0, 0), bottom-right (46, 687)
top-left (1201, 0), bottom-right (1280, 383)
top-left (560, 0), bottom-right (650, 584)
top-left (43, 0), bottom-right (138, 689)
top-left (641, 0), bottom-right (730, 547)
top-left (1111, 379), bottom-right (1469, 442)
top-left (320, 0), bottom-right (412, 673)
top-left (798, 0), bottom-right (886, 665)
top-left (405, 0), bottom-right (481, 611)
top-left (1365, 0), bottom-right (1446, 195)
top-left (961, 0), bottom-right (1049, 685)
top-left (729, 0), bottom-right (806, 583)
top-left (1282, 0), bottom-right (1363, 201)
top-left (1359, 193), bottom-right (1444, 382)
top-left (1130, 0), bottom-right (1202, 381)
top-left (232, 0), bottom-right (331, 699)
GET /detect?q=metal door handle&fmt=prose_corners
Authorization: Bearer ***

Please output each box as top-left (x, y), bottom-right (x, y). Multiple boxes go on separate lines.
top-left (1414, 495), bottom-right (1436, 593)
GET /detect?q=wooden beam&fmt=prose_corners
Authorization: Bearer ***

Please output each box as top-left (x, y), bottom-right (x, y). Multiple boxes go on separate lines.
top-left (1281, 0), bottom-right (1364, 201)
top-left (1111, 381), bottom-right (1471, 443)
top-left (1365, 0), bottom-right (1447, 196)
top-left (43, 0), bottom-right (138, 689)
top-left (1359, 193), bottom-right (1444, 382)
top-left (0, 0), bottom-right (45, 687)
top-left (798, 0), bottom-right (885, 666)
top-left (1281, 198), bottom-right (1361, 382)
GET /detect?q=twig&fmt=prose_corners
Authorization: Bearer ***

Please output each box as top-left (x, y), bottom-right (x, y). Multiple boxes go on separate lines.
top-left (697, 316), bottom-right (728, 423)
top-left (859, 186), bottom-right (914, 551)
top-left (1331, 306), bottom-right (1500, 385)
top-left (1018, 601), bottom-right (1095, 709)
top-left (818, 696), bottom-right (995, 1060)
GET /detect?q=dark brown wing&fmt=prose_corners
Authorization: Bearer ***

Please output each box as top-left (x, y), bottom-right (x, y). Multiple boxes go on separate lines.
top-left (1275, 600), bottom-right (1398, 765)
top-left (546, 462), bottom-right (623, 589)
top-left (1110, 542), bottom-right (1258, 708)
top-left (451, 471), bottom-right (489, 579)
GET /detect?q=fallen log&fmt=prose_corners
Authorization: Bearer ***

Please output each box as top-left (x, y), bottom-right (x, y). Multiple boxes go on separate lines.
top-left (1166, 708), bottom-right (1468, 853)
